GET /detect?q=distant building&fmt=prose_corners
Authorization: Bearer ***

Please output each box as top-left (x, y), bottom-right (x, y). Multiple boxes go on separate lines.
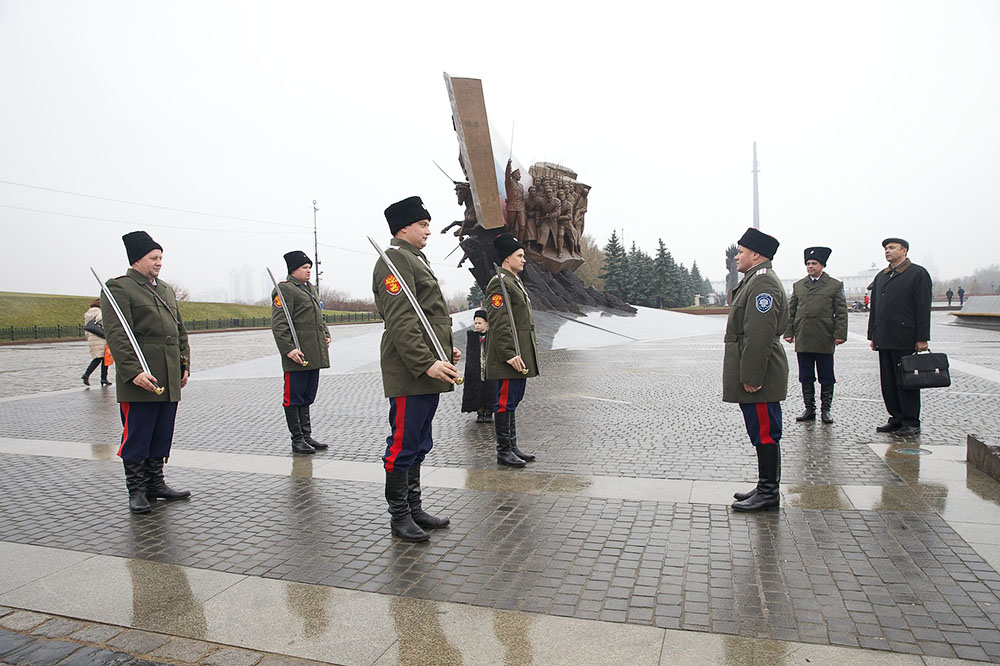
top-left (229, 266), bottom-right (265, 303)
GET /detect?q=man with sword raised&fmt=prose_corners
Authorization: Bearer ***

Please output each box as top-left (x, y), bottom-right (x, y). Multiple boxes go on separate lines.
top-left (486, 233), bottom-right (539, 467)
top-left (270, 251), bottom-right (331, 455)
top-left (372, 196), bottom-right (461, 542)
top-left (98, 231), bottom-right (191, 513)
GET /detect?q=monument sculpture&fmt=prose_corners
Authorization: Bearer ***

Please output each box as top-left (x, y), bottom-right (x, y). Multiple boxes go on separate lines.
top-left (442, 73), bottom-right (630, 313)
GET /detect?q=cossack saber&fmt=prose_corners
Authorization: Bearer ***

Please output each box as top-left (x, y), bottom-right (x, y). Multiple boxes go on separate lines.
top-left (90, 267), bottom-right (165, 395)
top-left (492, 263), bottom-right (529, 375)
top-left (267, 267), bottom-right (308, 366)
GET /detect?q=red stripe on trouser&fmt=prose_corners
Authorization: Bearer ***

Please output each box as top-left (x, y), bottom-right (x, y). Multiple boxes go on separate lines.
top-left (118, 402), bottom-right (130, 457)
top-left (756, 402), bottom-right (775, 444)
top-left (282, 372), bottom-right (291, 407)
top-left (384, 397), bottom-right (407, 472)
top-left (497, 379), bottom-right (510, 413)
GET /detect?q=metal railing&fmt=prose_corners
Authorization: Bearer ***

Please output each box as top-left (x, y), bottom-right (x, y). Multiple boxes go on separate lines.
top-left (4, 312), bottom-right (382, 341)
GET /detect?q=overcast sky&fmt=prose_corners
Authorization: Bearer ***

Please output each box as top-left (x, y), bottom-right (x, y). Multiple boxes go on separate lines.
top-left (1, 1), bottom-right (997, 303)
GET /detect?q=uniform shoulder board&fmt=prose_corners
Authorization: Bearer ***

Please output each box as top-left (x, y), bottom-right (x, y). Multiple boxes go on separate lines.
top-left (758, 268), bottom-right (768, 275)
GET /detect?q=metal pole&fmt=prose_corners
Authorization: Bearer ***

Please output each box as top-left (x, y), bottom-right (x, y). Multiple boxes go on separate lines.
top-left (752, 142), bottom-right (760, 229)
top-left (312, 200), bottom-right (321, 302)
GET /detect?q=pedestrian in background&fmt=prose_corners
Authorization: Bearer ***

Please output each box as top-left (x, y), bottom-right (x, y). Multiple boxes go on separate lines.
top-left (461, 310), bottom-right (496, 423)
top-left (82, 298), bottom-right (111, 386)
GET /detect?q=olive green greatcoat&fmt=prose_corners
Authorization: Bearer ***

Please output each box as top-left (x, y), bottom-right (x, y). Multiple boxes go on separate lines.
top-left (271, 276), bottom-right (331, 372)
top-left (722, 261), bottom-right (789, 404)
top-left (101, 268), bottom-right (189, 403)
top-left (783, 272), bottom-right (848, 354)
top-left (484, 268), bottom-right (540, 380)
top-left (372, 238), bottom-right (455, 399)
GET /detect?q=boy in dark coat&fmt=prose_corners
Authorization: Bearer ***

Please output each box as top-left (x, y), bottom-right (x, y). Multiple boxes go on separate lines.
top-left (461, 310), bottom-right (496, 422)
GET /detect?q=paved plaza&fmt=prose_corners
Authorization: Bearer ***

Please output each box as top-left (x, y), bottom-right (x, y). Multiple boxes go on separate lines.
top-left (1, 310), bottom-right (999, 665)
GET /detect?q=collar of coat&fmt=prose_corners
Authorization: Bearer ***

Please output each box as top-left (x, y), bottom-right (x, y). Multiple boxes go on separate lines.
top-left (499, 267), bottom-right (529, 297)
top-left (390, 238), bottom-right (434, 275)
top-left (126, 267), bottom-right (155, 287)
top-left (883, 258), bottom-right (911, 274)
top-left (806, 272), bottom-right (829, 285)
top-left (733, 260), bottom-right (772, 296)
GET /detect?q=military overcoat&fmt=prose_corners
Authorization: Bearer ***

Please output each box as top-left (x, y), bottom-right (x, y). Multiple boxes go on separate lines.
top-left (783, 272), bottom-right (848, 354)
top-left (723, 261), bottom-right (789, 404)
top-left (271, 276), bottom-right (331, 372)
top-left (485, 268), bottom-right (540, 380)
top-left (372, 238), bottom-right (455, 398)
top-left (101, 268), bottom-right (189, 403)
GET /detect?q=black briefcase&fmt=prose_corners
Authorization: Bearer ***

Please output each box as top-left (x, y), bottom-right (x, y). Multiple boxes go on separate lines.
top-left (899, 351), bottom-right (950, 389)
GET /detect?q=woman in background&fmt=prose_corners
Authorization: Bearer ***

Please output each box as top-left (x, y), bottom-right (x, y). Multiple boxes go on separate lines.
top-left (82, 298), bottom-right (111, 386)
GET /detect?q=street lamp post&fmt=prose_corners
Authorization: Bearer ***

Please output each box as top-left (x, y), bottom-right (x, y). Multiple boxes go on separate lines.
top-left (312, 200), bottom-right (322, 306)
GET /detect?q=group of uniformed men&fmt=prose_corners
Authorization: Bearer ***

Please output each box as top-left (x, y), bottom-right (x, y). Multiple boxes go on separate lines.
top-left (100, 209), bottom-right (930, 532)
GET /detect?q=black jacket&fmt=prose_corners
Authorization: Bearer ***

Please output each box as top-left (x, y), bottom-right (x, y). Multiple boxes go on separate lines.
top-left (867, 259), bottom-right (932, 350)
top-left (461, 329), bottom-right (496, 412)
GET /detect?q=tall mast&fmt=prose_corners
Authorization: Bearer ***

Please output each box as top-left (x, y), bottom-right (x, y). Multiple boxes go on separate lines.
top-left (752, 142), bottom-right (760, 229)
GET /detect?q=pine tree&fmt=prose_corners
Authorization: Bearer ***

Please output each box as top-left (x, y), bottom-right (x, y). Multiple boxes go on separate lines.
top-left (653, 239), bottom-right (677, 308)
top-left (676, 263), bottom-right (693, 307)
top-left (600, 231), bottom-right (628, 301)
top-left (467, 281), bottom-right (484, 308)
top-left (690, 262), bottom-right (704, 298)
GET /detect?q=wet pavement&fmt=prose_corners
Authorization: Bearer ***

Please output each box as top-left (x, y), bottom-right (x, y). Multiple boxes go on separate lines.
top-left (1, 309), bottom-right (999, 665)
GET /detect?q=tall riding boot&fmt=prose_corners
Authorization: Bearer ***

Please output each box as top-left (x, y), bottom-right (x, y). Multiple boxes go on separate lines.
top-left (820, 384), bottom-right (834, 424)
top-left (407, 464), bottom-right (449, 528)
top-left (386, 468), bottom-right (429, 541)
top-left (495, 411), bottom-right (526, 467)
top-left (100, 363), bottom-right (112, 386)
top-left (123, 460), bottom-right (151, 513)
top-left (284, 406), bottom-right (315, 454)
top-left (144, 457), bottom-right (191, 501)
top-left (795, 383), bottom-right (816, 422)
top-left (731, 445), bottom-right (781, 512)
top-left (508, 410), bottom-right (535, 462)
top-left (298, 404), bottom-right (327, 450)
top-left (82, 358), bottom-right (101, 385)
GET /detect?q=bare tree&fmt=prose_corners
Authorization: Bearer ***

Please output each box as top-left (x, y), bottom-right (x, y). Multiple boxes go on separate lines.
top-left (573, 233), bottom-right (605, 290)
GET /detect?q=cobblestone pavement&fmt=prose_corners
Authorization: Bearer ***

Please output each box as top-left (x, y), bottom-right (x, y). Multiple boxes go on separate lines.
top-left (2, 312), bottom-right (1000, 663)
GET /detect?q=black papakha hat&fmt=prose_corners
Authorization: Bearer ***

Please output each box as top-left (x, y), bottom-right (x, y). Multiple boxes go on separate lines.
top-left (494, 233), bottom-right (524, 262)
top-left (882, 237), bottom-right (909, 250)
top-left (474, 309), bottom-right (488, 320)
top-left (804, 247), bottom-right (832, 266)
top-left (737, 228), bottom-right (779, 259)
top-left (123, 231), bottom-right (163, 265)
top-left (385, 196), bottom-right (431, 235)
top-left (284, 250), bottom-right (312, 273)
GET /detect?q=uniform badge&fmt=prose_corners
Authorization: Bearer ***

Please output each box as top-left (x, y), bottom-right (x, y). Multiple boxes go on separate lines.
top-left (273, 295), bottom-right (282, 307)
top-left (755, 293), bottom-right (773, 313)
top-left (490, 293), bottom-right (504, 309)
top-left (384, 274), bottom-right (402, 296)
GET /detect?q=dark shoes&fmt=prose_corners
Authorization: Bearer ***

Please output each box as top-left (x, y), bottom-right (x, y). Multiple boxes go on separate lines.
top-left (876, 421), bottom-right (902, 433)
top-left (144, 458), bottom-right (191, 501)
top-left (893, 426), bottom-right (921, 437)
top-left (795, 383), bottom-right (815, 421)
top-left (731, 444), bottom-right (781, 512)
top-left (123, 460), bottom-right (150, 513)
top-left (81, 374), bottom-right (91, 386)
top-left (475, 410), bottom-right (493, 423)
top-left (495, 411), bottom-right (533, 466)
top-left (298, 405), bottom-right (327, 450)
top-left (284, 406), bottom-right (315, 454)
top-left (101, 380), bottom-right (113, 386)
top-left (386, 468), bottom-right (430, 542)
top-left (733, 487), bottom-right (757, 502)
top-left (820, 384), bottom-right (834, 424)
top-left (407, 464), bottom-right (450, 529)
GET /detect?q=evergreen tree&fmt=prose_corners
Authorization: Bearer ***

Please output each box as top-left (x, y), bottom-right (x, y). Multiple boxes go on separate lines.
top-left (467, 281), bottom-right (484, 308)
top-left (676, 263), bottom-right (693, 307)
top-left (690, 262), bottom-right (704, 299)
top-left (627, 242), bottom-right (656, 306)
top-left (653, 239), bottom-right (678, 308)
top-left (600, 231), bottom-right (628, 301)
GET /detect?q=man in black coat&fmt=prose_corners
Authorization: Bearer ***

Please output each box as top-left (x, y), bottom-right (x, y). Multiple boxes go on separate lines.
top-left (867, 237), bottom-right (932, 437)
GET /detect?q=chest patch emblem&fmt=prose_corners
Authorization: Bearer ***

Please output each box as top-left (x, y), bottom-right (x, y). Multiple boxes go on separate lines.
top-left (490, 293), bottom-right (504, 309)
top-left (384, 275), bottom-right (402, 296)
top-left (755, 293), bottom-right (773, 313)
top-left (273, 295), bottom-right (282, 307)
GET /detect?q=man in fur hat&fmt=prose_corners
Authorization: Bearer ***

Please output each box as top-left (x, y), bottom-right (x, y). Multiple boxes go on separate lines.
top-left (724, 228), bottom-right (789, 512)
top-left (271, 250), bottom-right (331, 455)
top-left (783, 247), bottom-right (848, 424)
top-left (485, 233), bottom-right (539, 467)
top-left (373, 196), bottom-right (461, 542)
top-left (101, 231), bottom-right (191, 513)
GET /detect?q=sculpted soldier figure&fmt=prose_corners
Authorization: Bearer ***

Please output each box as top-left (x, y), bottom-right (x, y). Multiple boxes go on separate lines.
top-left (373, 196), bottom-right (461, 542)
top-left (523, 185), bottom-right (542, 245)
top-left (486, 233), bottom-right (539, 467)
top-left (724, 228), bottom-right (788, 512)
top-left (101, 231), bottom-right (190, 513)
top-left (504, 159), bottom-right (527, 241)
top-left (271, 251), bottom-right (331, 455)
top-left (783, 247), bottom-right (847, 424)
top-left (537, 187), bottom-right (561, 253)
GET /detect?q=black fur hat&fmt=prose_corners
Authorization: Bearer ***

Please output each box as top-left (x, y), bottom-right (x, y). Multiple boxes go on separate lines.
top-left (284, 250), bottom-right (312, 273)
top-left (737, 228), bottom-right (779, 259)
top-left (122, 231), bottom-right (162, 265)
top-left (804, 247), bottom-right (832, 265)
top-left (385, 196), bottom-right (432, 235)
top-left (494, 233), bottom-right (524, 263)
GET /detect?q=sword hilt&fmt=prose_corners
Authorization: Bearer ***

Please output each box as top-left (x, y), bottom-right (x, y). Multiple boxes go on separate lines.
top-left (455, 376), bottom-right (465, 385)
top-left (154, 386), bottom-right (165, 395)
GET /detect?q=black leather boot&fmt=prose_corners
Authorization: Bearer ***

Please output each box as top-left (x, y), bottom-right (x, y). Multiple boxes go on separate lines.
top-left (731, 445), bottom-right (781, 512)
top-left (795, 383), bottom-right (816, 422)
top-left (495, 411), bottom-right (526, 467)
top-left (733, 486), bottom-right (757, 501)
top-left (298, 405), bottom-right (327, 449)
top-left (123, 460), bottom-right (151, 513)
top-left (820, 384), bottom-right (834, 424)
top-left (144, 458), bottom-right (191, 501)
top-left (284, 406), bottom-right (315, 454)
top-left (386, 468), bottom-right (429, 541)
top-left (509, 411), bottom-right (535, 462)
top-left (100, 364), bottom-right (112, 386)
top-left (407, 464), bottom-right (449, 528)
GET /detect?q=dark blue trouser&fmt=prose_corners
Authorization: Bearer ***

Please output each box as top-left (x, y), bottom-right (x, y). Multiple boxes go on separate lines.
top-left (283, 369), bottom-right (320, 406)
top-left (796, 352), bottom-right (836, 384)
top-left (118, 401), bottom-right (178, 461)
top-left (879, 350), bottom-right (921, 428)
top-left (383, 393), bottom-right (439, 472)
top-left (739, 402), bottom-right (782, 447)
top-left (494, 378), bottom-right (527, 413)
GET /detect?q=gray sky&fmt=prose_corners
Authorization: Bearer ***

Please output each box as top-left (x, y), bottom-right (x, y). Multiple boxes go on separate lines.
top-left (2, 1), bottom-right (998, 302)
